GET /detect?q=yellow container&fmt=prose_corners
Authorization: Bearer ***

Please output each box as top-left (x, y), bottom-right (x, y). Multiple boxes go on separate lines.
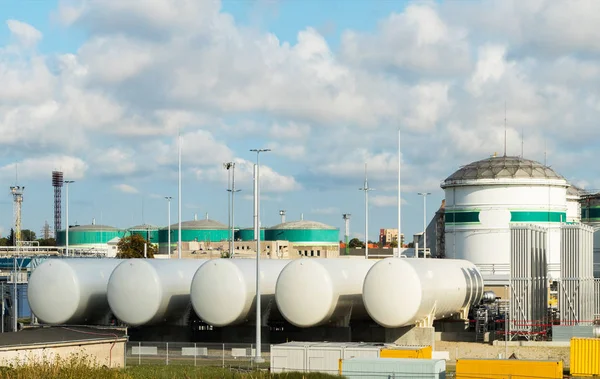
top-left (380, 345), bottom-right (432, 359)
top-left (456, 359), bottom-right (563, 379)
top-left (571, 337), bottom-right (600, 377)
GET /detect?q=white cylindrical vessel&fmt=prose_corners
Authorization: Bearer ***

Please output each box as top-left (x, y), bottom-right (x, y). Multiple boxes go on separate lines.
top-left (28, 258), bottom-right (121, 325)
top-left (191, 258), bottom-right (290, 327)
top-left (107, 259), bottom-right (208, 326)
top-left (362, 258), bottom-right (484, 328)
top-left (275, 258), bottom-right (376, 328)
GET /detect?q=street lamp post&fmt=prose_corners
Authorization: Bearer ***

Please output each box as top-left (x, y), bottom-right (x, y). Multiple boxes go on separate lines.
top-left (165, 197), bottom-right (172, 258)
top-left (418, 192), bottom-right (431, 258)
top-left (249, 148), bottom-right (270, 364)
top-left (65, 180), bottom-right (75, 257)
top-left (359, 164), bottom-right (373, 259)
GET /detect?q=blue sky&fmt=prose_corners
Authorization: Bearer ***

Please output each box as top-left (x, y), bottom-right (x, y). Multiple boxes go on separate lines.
top-left (1, 0), bottom-right (599, 242)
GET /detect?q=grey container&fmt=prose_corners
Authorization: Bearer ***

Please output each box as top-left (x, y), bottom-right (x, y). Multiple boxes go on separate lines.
top-left (341, 358), bottom-right (446, 379)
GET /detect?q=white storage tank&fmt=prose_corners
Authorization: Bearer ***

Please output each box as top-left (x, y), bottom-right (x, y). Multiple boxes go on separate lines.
top-left (442, 156), bottom-right (568, 279)
top-left (275, 258), bottom-right (376, 328)
top-left (190, 258), bottom-right (290, 327)
top-left (107, 259), bottom-right (207, 326)
top-left (362, 258), bottom-right (483, 328)
top-left (28, 258), bottom-right (121, 325)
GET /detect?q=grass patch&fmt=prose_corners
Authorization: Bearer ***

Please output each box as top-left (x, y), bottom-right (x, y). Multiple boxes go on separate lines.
top-left (0, 355), bottom-right (341, 379)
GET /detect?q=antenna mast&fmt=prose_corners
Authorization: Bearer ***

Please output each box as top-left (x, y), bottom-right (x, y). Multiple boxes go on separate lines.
top-left (503, 102), bottom-right (507, 157)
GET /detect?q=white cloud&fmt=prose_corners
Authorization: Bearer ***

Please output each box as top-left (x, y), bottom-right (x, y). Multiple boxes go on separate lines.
top-left (6, 20), bottom-right (42, 47)
top-left (196, 158), bottom-right (300, 193)
top-left (113, 184), bottom-right (139, 194)
top-left (0, 155), bottom-right (87, 181)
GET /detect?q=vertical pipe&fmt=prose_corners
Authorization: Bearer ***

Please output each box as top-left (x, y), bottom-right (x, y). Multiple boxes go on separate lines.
top-left (144, 243), bottom-right (147, 258)
top-left (253, 165), bottom-right (258, 240)
top-left (167, 198), bottom-right (171, 258)
top-left (65, 182), bottom-right (70, 257)
top-left (12, 256), bottom-right (17, 332)
top-left (178, 133), bottom-right (182, 259)
top-left (255, 158), bottom-right (263, 362)
top-left (398, 128), bottom-right (401, 253)
top-left (227, 166), bottom-right (231, 256)
top-left (423, 195), bottom-right (427, 257)
top-left (231, 164), bottom-right (236, 257)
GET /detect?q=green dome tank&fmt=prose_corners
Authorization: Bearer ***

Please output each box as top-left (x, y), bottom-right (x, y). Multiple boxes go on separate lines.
top-left (236, 227), bottom-right (265, 241)
top-left (56, 224), bottom-right (124, 246)
top-left (128, 224), bottom-right (160, 244)
top-left (158, 219), bottom-right (229, 244)
top-left (265, 220), bottom-right (339, 245)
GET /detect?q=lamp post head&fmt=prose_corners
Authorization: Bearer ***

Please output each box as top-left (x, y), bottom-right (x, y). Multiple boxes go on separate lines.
top-left (250, 148), bottom-right (271, 153)
top-left (165, 196), bottom-right (172, 201)
top-left (65, 180), bottom-right (75, 184)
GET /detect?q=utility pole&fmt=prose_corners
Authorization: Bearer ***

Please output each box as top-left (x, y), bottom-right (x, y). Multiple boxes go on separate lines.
top-left (359, 163), bottom-right (373, 259)
top-left (64, 180), bottom-right (74, 256)
top-left (165, 197), bottom-right (172, 258)
top-left (249, 148), bottom-right (270, 364)
top-left (224, 162), bottom-right (240, 257)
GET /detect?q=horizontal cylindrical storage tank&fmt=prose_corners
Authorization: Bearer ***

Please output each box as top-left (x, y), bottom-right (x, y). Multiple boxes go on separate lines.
top-left (362, 258), bottom-right (484, 328)
top-left (191, 258), bottom-right (290, 326)
top-left (275, 258), bottom-right (376, 327)
top-left (235, 228), bottom-right (265, 241)
top-left (455, 359), bottom-right (563, 379)
top-left (28, 258), bottom-right (122, 324)
top-left (107, 259), bottom-right (207, 326)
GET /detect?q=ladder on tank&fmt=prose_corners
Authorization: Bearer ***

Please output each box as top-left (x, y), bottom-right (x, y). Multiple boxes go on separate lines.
top-left (475, 307), bottom-right (489, 342)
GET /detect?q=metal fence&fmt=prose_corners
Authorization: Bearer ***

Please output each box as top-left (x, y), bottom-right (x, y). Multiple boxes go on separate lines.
top-left (124, 342), bottom-right (270, 369)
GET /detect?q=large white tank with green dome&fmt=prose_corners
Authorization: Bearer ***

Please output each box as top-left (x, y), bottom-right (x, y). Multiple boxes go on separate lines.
top-left (158, 218), bottom-right (229, 252)
top-left (265, 220), bottom-right (339, 245)
top-left (56, 223), bottom-right (124, 248)
top-left (442, 155), bottom-right (568, 280)
top-left (235, 227), bottom-right (265, 241)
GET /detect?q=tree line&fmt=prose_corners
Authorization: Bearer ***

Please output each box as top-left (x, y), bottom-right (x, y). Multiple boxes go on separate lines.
top-left (0, 229), bottom-right (56, 247)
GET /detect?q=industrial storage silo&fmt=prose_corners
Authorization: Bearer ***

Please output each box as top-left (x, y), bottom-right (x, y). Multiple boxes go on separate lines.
top-left (580, 193), bottom-right (600, 277)
top-left (235, 227), bottom-right (265, 241)
top-left (128, 224), bottom-right (159, 245)
top-left (157, 218), bottom-right (229, 254)
top-left (265, 220), bottom-right (339, 257)
top-left (442, 156), bottom-right (568, 279)
top-left (566, 185), bottom-right (584, 223)
top-left (56, 223), bottom-right (124, 249)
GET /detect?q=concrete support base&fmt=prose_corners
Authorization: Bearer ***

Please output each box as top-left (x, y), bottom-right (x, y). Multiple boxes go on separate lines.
top-left (383, 326), bottom-right (435, 346)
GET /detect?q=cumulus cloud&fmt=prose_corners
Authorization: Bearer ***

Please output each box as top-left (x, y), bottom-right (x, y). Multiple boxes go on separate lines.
top-left (0, 155), bottom-right (87, 181)
top-left (6, 20), bottom-right (42, 47)
top-left (113, 184), bottom-right (139, 194)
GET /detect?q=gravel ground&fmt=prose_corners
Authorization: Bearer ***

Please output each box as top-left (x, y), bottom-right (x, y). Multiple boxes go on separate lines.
top-left (434, 341), bottom-right (571, 367)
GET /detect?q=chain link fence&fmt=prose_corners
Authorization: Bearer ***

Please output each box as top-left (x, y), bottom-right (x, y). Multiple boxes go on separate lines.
top-left (125, 342), bottom-right (270, 369)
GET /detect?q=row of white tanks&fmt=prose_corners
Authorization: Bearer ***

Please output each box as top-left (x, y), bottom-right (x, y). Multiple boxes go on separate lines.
top-left (28, 257), bottom-right (484, 330)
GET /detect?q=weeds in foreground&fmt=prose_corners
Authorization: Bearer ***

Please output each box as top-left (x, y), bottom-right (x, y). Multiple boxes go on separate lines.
top-left (0, 354), bottom-right (341, 379)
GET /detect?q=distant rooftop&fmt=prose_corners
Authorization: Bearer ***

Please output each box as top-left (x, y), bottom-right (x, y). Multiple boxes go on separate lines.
top-left (129, 223), bottom-right (159, 230)
top-left (163, 219), bottom-right (228, 230)
top-left (269, 220), bottom-right (337, 230)
top-left (67, 224), bottom-right (119, 231)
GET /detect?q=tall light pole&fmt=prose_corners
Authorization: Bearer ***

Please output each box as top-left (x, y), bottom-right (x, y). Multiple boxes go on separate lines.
top-left (224, 162), bottom-right (240, 257)
top-left (250, 148), bottom-right (270, 364)
top-left (418, 192), bottom-right (431, 258)
top-left (398, 128), bottom-right (402, 255)
top-left (359, 163), bottom-right (373, 259)
top-left (178, 132), bottom-right (182, 259)
top-left (165, 196), bottom-right (172, 258)
top-left (64, 180), bottom-right (75, 257)
top-left (279, 210), bottom-right (286, 224)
